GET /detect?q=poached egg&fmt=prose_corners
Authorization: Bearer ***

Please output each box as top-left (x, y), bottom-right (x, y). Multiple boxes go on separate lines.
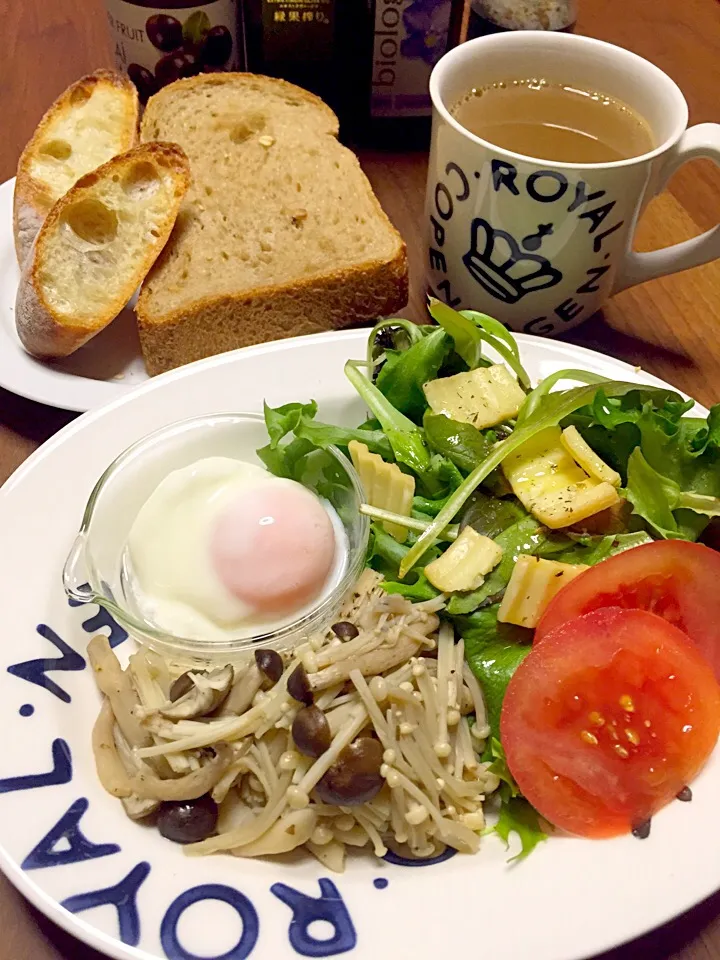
top-left (126, 457), bottom-right (345, 641)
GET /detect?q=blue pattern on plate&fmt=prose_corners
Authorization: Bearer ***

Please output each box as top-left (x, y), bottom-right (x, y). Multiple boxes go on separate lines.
top-left (1, 593), bottom-right (456, 959)
top-left (0, 737), bottom-right (71, 793)
top-left (382, 846), bottom-right (457, 867)
top-left (22, 797), bottom-right (120, 870)
top-left (161, 884), bottom-right (259, 960)
top-left (271, 878), bottom-right (357, 957)
top-left (7, 624), bottom-right (85, 702)
top-left (68, 587), bottom-right (128, 648)
top-left (61, 861), bottom-right (151, 947)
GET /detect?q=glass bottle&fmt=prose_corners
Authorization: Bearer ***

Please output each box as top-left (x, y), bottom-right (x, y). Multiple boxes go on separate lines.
top-left (104, 0), bottom-right (243, 102)
top-left (241, 0), bottom-right (468, 146)
top-left (467, 0), bottom-right (577, 37)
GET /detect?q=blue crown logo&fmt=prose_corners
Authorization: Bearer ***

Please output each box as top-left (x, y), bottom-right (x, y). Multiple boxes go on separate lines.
top-left (462, 219), bottom-right (563, 304)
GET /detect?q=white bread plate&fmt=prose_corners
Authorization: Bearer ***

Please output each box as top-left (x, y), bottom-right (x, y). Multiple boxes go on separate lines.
top-left (0, 177), bottom-right (149, 412)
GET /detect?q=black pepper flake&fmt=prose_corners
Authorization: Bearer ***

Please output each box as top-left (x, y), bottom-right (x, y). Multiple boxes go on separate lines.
top-left (676, 786), bottom-right (693, 802)
top-left (631, 819), bottom-right (652, 839)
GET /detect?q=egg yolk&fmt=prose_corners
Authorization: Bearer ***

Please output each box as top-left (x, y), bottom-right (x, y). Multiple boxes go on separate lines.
top-left (209, 482), bottom-right (336, 614)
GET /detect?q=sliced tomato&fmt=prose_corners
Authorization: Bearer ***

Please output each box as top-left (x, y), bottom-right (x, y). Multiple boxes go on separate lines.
top-left (536, 541), bottom-right (720, 679)
top-left (501, 607), bottom-right (720, 837)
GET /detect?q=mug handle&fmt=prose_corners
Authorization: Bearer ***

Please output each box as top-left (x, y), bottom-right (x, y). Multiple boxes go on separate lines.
top-left (614, 124), bottom-right (720, 293)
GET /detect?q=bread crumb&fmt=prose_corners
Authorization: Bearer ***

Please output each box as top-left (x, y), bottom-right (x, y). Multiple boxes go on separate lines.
top-left (258, 135), bottom-right (275, 147)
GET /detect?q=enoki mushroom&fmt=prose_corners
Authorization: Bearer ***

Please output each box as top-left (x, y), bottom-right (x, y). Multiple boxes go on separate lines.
top-left (90, 570), bottom-right (499, 871)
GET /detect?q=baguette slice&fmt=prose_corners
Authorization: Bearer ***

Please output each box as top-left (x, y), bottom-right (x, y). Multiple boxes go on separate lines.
top-left (16, 142), bottom-right (191, 359)
top-left (137, 73), bottom-right (408, 376)
top-left (14, 70), bottom-right (139, 266)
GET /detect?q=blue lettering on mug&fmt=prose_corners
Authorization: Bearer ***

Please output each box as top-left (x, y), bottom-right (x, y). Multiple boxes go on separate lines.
top-left (428, 157), bottom-right (625, 317)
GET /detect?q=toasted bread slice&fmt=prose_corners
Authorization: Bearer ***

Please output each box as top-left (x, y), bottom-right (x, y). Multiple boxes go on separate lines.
top-left (14, 70), bottom-right (139, 265)
top-left (136, 73), bottom-right (407, 376)
top-left (16, 143), bottom-right (191, 359)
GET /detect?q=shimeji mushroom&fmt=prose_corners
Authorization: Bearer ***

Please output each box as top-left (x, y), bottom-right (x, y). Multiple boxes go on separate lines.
top-left (159, 665), bottom-right (234, 720)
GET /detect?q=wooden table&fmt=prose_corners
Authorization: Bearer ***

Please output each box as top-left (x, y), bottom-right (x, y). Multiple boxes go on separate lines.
top-left (2, 0), bottom-right (720, 956)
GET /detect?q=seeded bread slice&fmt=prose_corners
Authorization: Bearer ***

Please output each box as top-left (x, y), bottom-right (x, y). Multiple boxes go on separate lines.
top-left (137, 73), bottom-right (408, 376)
top-left (16, 143), bottom-right (190, 359)
top-left (13, 70), bottom-right (139, 266)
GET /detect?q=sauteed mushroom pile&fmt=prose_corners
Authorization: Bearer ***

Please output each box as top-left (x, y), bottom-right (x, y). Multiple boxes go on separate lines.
top-left (90, 571), bottom-right (499, 871)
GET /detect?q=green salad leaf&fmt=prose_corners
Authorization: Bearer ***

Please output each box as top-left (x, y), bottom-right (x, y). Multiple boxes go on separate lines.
top-left (483, 740), bottom-right (548, 862)
top-left (367, 524), bottom-right (442, 600)
top-left (399, 378), bottom-right (679, 577)
top-left (494, 797), bottom-right (548, 862)
top-left (375, 328), bottom-right (451, 422)
top-left (294, 416), bottom-right (394, 461)
top-left (345, 360), bottom-right (432, 478)
top-left (455, 604), bottom-right (532, 737)
top-left (428, 300), bottom-right (531, 388)
top-left (424, 414), bottom-right (496, 474)
top-left (447, 515), bottom-right (543, 614)
top-left (567, 391), bottom-right (720, 540)
top-left (536, 530), bottom-right (654, 565)
top-left (264, 400), bottom-right (317, 448)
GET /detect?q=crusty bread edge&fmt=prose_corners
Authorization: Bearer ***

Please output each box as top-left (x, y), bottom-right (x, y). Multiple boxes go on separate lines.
top-left (140, 72), bottom-right (340, 141)
top-left (136, 243), bottom-right (409, 375)
top-left (13, 70), bottom-right (140, 267)
top-left (16, 142), bottom-right (191, 360)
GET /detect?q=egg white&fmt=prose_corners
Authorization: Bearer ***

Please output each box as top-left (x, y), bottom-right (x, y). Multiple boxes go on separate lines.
top-left (125, 457), bottom-right (347, 642)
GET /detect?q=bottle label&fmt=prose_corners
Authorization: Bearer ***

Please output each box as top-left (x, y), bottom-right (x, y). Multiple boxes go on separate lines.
top-left (371, 0), bottom-right (452, 118)
top-left (260, 0), bottom-right (335, 65)
top-left (105, 0), bottom-right (241, 101)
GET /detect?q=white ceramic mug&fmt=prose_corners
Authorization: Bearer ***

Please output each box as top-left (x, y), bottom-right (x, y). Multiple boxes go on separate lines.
top-left (426, 31), bottom-right (720, 335)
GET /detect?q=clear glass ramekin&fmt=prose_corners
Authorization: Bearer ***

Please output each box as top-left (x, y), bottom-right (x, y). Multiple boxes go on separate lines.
top-left (63, 413), bottom-right (369, 666)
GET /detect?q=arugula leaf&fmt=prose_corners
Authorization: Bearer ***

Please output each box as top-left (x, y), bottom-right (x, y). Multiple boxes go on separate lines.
top-left (376, 328), bottom-right (451, 422)
top-left (424, 414), bottom-right (496, 474)
top-left (399, 379), bottom-right (676, 577)
top-left (345, 360), bottom-right (432, 479)
top-left (428, 299), bottom-right (530, 388)
top-left (264, 400), bottom-right (318, 448)
top-left (258, 436), bottom-right (314, 479)
top-left (294, 415), bottom-right (394, 461)
top-left (455, 604), bottom-right (532, 736)
top-left (367, 524), bottom-right (441, 600)
top-left (494, 797), bottom-right (548, 862)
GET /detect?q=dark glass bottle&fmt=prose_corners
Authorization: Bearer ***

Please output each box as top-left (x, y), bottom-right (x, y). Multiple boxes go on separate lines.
top-left (104, 0), bottom-right (243, 102)
top-left (467, 0), bottom-right (576, 38)
top-left (242, 0), bottom-right (467, 146)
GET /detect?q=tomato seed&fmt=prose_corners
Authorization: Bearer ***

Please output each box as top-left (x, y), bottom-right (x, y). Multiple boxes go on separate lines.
top-left (588, 711), bottom-right (605, 727)
top-left (619, 694), bottom-right (635, 712)
top-left (625, 728), bottom-right (640, 746)
top-left (580, 730), bottom-right (598, 745)
top-left (614, 744), bottom-right (630, 759)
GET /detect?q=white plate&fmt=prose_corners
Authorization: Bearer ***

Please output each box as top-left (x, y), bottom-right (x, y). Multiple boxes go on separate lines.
top-left (0, 329), bottom-right (714, 960)
top-left (0, 178), bottom-right (148, 412)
